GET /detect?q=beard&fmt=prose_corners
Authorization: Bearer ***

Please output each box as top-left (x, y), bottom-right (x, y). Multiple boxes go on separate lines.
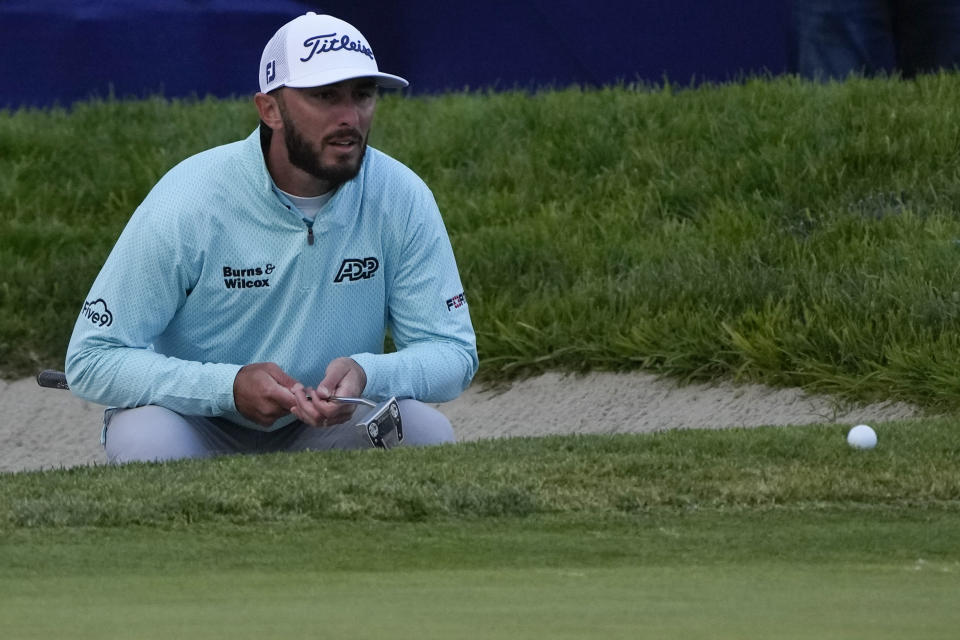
top-left (279, 106), bottom-right (367, 187)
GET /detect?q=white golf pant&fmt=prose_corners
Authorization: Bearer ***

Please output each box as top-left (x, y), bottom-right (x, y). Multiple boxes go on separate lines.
top-left (102, 400), bottom-right (454, 464)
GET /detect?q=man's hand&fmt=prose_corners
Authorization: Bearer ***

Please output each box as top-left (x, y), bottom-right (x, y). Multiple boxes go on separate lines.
top-left (290, 357), bottom-right (367, 427)
top-left (234, 362), bottom-right (299, 427)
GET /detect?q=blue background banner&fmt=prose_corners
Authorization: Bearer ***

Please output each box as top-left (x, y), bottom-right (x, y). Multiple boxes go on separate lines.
top-left (1, 1), bottom-right (792, 108)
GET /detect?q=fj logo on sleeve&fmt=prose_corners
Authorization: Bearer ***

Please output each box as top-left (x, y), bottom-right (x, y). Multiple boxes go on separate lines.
top-left (334, 257), bottom-right (379, 283)
top-left (81, 299), bottom-right (114, 327)
top-left (446, 292), bottom-right (466, 311)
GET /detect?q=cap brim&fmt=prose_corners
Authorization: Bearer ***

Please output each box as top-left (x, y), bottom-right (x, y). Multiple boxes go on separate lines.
top-left (285, 68), bottom-right (409, 90)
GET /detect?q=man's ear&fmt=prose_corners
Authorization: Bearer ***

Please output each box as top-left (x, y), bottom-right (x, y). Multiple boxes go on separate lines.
top-left (254, 92), bottom-right (283, 130)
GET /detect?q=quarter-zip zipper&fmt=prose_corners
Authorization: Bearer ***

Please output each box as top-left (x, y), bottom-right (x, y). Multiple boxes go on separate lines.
top-left (304, 218), bottom-right (315, 246)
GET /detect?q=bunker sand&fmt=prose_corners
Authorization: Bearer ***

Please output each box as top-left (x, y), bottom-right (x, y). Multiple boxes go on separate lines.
top-left (0, 372), bottom-right (920, 473)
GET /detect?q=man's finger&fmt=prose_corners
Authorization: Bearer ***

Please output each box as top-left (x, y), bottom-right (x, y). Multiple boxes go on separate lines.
top-left (289, 385), bottom-right (359, 428)
top-left (290, 385), bottom-right (319, 422)
top-left (317, 357), bottom-right (366, 399)
top-left (264, 382), bottom-right (297, 413)
top-left (265, 363), bottom-right (299, 389)
top-left (235, 363), bottom-right (300, 425)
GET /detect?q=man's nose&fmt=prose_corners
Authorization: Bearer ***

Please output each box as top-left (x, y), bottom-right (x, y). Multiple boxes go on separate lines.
top-left (335, 99), bottom-right (362, 127)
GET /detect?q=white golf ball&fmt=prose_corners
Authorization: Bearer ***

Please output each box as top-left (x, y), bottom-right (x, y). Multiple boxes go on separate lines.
top-left (847, 424), bottom-right (877, 450)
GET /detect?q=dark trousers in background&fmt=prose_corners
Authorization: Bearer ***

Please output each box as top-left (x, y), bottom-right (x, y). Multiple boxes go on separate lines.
top-left (794, 0), bottom-right (960, 79)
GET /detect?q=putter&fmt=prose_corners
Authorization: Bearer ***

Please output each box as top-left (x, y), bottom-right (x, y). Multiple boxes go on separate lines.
top-left (35, 369), bottom-right (403, 449)
top-left (330, 396), bottom-right (404, 449)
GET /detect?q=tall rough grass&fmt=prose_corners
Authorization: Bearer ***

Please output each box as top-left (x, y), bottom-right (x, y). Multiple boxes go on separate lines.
top-left (3, 75), bottom-right (960, 409)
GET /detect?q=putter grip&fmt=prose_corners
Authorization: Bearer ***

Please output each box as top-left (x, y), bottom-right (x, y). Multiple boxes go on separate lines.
top-left (37, 369), bottom-right (70, 390)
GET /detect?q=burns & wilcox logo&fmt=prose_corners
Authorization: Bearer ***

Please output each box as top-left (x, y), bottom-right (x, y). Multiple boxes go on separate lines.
top-left (82, 298), bottom-right (113, 327)
top-left (335, 257), bottom-right (379, 283)
top-left (301, 32), bottom-right (375, 62)
top-left (223, 263), bottom-right (276, 290)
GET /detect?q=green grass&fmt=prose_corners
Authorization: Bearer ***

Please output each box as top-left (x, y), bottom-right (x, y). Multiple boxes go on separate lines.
top-left (6, 75), bottom-right (960, 411)
top-left (3, 421), bottom-right (960, 638)
top-left (5, 76), bottom-right (960, 637)
top-left (3, 518), bottom-right (959, 639)
top-left (3, 419), bottom-right (959, 527)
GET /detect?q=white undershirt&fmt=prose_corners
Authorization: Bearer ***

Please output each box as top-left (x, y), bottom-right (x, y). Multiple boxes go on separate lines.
top-left (280, 189), bottom-right (334, 220)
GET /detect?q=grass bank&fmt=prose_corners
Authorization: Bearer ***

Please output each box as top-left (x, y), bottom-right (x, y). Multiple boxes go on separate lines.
top-left (3, 418), bottom-right (958, 528)
top-left (4, 76), bottom-right (960, 410)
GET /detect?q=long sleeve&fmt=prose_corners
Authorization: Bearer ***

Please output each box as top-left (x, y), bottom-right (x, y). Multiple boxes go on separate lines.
top-left (65, 191), bottom-right (241, 417)
top-left (351, 185), bottom-right (477, 402)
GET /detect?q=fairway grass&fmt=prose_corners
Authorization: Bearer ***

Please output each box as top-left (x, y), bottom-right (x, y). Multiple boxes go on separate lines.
top-left (6, 565), bottom-right (958, 640)
top-left (3, 513), bottom-right (959, 639)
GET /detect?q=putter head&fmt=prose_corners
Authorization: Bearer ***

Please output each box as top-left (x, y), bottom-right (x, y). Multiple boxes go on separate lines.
top-left (336, 396), bottom-right (404, 449)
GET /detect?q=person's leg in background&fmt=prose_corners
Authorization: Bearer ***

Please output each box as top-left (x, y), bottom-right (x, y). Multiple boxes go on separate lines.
top-left (793, 0), bottom-right (897, 80)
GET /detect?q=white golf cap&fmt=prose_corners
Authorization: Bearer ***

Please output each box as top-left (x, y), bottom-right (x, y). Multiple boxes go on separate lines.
top-left (259, 12), bottom-right (408, 93)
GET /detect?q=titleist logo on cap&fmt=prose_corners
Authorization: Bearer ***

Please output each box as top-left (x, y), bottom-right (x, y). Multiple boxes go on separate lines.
top-left (258, 13), bottom-right (408, 92)
top-left (301, 33), bottom-right (375, 62)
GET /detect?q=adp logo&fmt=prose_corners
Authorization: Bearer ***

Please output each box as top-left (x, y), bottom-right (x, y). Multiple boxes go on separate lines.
top-left (81, 298), bottom-right (113, 327)
top-left (335, 257), bottom-right (379, 283)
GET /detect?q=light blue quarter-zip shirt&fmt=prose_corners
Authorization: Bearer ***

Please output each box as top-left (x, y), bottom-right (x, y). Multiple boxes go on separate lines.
top-left (65, 130), bottom-right (478, 431)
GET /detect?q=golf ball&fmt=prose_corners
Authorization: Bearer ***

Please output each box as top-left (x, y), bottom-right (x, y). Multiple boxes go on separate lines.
top-left (847, 424), bottom-right (877, 450)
